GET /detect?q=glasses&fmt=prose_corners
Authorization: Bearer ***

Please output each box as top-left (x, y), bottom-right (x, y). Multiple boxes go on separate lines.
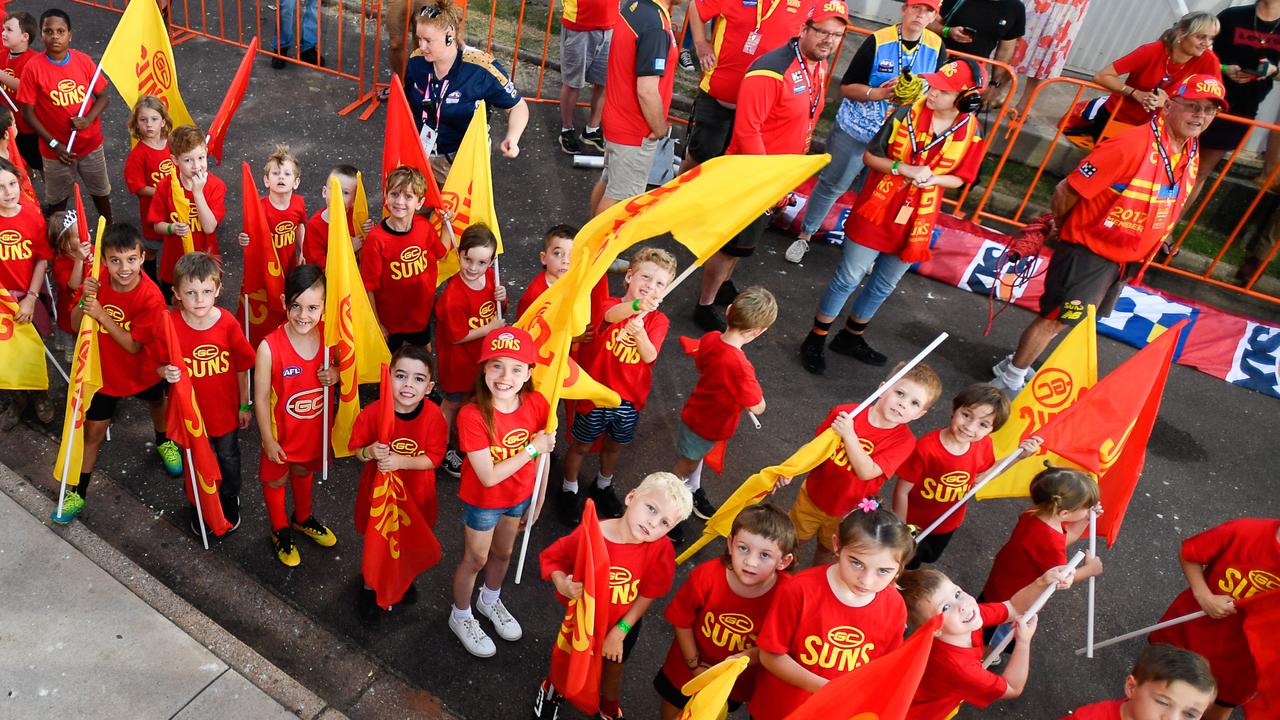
top-left (1171, 98), bottom-right (1220, 116)
top-left (804, 23), bottom-right (845, 40)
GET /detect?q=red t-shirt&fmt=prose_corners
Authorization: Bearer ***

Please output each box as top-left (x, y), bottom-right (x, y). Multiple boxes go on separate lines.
top-left (1058, 700), bottom-right (1123, 719)
top-left (1106, 41), bottom-right (1222, 126)
top-left (1149, 518), bottom-right (1280, 705)
top-left (541, 522), bottom-right (676, 623)
top-left (662, 559), bottom-right (790, 703)
top-left (262, 194), bottom-right (307, 276)
top-left (264, 325), bottom-right (334, 463)
top-left (696, 0), bottom-right (813, 104)
top-left (577, 303), bottom-right (668, 410)
top-left (0, 203), bottom-right (51, 293)
top-left (93, 270), bottom-right (166, 398)
top-left (52, 253), bottom-right (81, 334)
top-left (168, 307), bottom-right (255, 438)
top-left (456, 391), bottom-right (550, 508)
top-left (728, 40), bottom-right (826, 156)
top-left (898, 431), bottom-right (995, 535)
top-left (907, 602), bottom-right (1010, 720)
top-left (1, 50), bottom-right (36, 133)
top-left (123, 142), bottom-right (172, 243)
top-left (301, 209), bottom-right (357, 267)
top-left (16, 50), bottom-right (108, 158)
top-left (981, 513), bottom-right (1067, 603)
top-left (679, 331), bottom-right (763, 441)
top-left (516, 271), bottom-right (550, 319)
top-left (603, 0), bottom-right (677, 146)
top-left (360, 216), bottom-right (447, 335)
top-left (147, 173), bottom-right (228, 283)
top-left (1061, 119), bottom-right (1196, 263)
top-left (349, 398), bottom-right (448, 530)
top-left (751, 566), bottom-right (907, 720)
top-left (561, 0), bottom-right (617, 31)
top-left (803, 406), bottom-right (917, 518)
top-left (434, 269), bottom-right (500, 394)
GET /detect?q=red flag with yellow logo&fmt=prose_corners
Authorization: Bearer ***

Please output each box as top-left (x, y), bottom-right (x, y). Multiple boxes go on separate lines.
top-left (162, 313), bottom-right (231, 536)
top-left (786, 614), bottom-right (942, 720)
top-left (1242, 590), bottom-right (1280, 719)
top-left (205, 38), bottom-right (258, 166)
top-left (362, 364), bottom-right (443, 609)
top-left (238, 161), bottom-right (286, 347)
top-left (1035, 321), bottom-right (1186, 547)
top-left (548, 499), bottom-right (611, 715)
top-left (383, 74), bottom-right (443, 210)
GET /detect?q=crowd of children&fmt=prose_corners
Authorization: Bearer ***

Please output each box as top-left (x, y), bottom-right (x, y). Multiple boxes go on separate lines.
top-left (0, 6), bottom-right (1273, 720)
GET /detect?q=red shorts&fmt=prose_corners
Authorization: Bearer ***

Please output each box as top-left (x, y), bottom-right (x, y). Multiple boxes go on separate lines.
top-left (259, 453), bottom-right (323, 483)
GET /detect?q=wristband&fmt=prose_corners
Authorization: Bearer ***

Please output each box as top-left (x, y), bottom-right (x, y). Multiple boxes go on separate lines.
top-left (357, 447), bottom-right (367, 462)
top-left (631, 298), bottom-right (641, 311)
top-left (167, 223), bottom-right (173, 235)
top-left (239, 403), bottom-right (252, 412)
top-left (865, 86), bottom-right (873, 99)
top-left (942, 25), bottom-right (951, 38)
top-left (48, 138), bottom-right (58, 149)
top-left (891, 160), bottom-right (901, 176)
top-left (525, 444), bottom-right (539, 459)
top-left (1221, 64), bottom-right (1231, 74)
top-left (616, 619), bottom-right (632, 634)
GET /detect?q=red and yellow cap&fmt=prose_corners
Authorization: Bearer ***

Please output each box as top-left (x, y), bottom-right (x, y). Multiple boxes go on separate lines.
top-left (478, 327), bottom-right (538, 365)
top-left (921, 59), bottom-right (986, 93)
top-left (1170, 74), bottom-right (1229, 111)
top-left (810, 0), bottom-right (850, 25)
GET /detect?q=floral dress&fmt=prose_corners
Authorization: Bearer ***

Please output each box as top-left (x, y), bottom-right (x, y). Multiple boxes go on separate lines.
top-left (1011, 0), bottom-right (1092, 79)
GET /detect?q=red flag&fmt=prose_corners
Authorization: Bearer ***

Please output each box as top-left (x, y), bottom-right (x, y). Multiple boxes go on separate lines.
top-left (786, 614), bottom-right (942, 720)
top-left (205, 37), bottom-right (258, 165)
top-left (1035, 321), bottom-right (1186, 546)
top-left (7, 131), bottom-right (38, 206)
top-left (238, 161), bottom-right (286, 348)
top-left (1242, 590), bottom-right (1280, 719)
top-left (548, 499), bottom-right (612, 715)
top-left (383, 74), bottom-right (443, 209)
top-left (362, 364), bottom-right (443, 608)
top-left (162, 314), bottom-right (232, 536)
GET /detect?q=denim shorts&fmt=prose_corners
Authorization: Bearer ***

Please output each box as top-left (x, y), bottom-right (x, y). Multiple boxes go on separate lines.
top-left (461, 497), bottom-right (532, 532)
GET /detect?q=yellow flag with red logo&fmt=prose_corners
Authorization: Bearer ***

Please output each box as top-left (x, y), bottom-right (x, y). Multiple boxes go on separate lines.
top-left (324, 177), bottom-right (391, 457)
top-left (978, 306), bottom-right (1098, 500)
top-left (167, 167), bottom-right (195, 255)
top-left (676, 656), bottom-right (749, 720)
top-left (53, 218), bottom-right (105, 487)
top-left (0, 288), bottom-right (49, 390)
top-left (352, 171), bottom-right (371, 241)
top-left (99, 0), bottom-right (195, 132)
top-left (436, 101), bottom-right (504, 286)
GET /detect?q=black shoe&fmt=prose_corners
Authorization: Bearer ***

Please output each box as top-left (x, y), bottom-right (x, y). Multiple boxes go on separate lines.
top-left (589, 483), bottom-right (624, 519)
top-left (692, 304), bottom-right (727, 333)
top-left (690, 488), bottom-right (717, 520)
top-left (678, 47), bottom-right (697, 72)
top-left (400, 582), bottom-right (419, 605)
top-left (800, 335), bottom-right (826, 375)
top-left (221, 496), bottom-right (241, 532)
top-left (712, 280), bottom-right (740, 307)
top-left (667, 520), bottom-right (687, 546)
top-left (580, 128), bottom-right (605, 153)
top-left (532, 679), bottom-right (562, 720)
top-left (299, 47), bottom-right (325, 66)
top-left (555, 488), bottom-right (582, 526)
top-left (829, 330), bottom-right (888, 366)
top-left (558, 129), bottom-right (582, 155)
top-left (358, 587), bottom-right (381, 622)
top-left (271, 52), bottom-right (288, 69)
top-left (442, 450), bottom-right (464, 478)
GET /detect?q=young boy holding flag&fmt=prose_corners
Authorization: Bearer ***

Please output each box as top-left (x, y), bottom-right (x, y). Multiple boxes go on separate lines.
top-left (147, 125), bottom-right (225, 299)
top-left (302, 165), bottom-right (373, 267)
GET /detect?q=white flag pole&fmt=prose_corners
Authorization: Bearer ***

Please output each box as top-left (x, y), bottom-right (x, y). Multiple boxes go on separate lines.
top-left (915, 450), bottom-right (1022, 543)
top-left (65, 65), bottom-right (105, 154)
top-left (321, 347), bottom-right (330, 481)
top-left (983, 550), bottom-right (1086, 668)
top-left (54, 395), bottom-right (82, 520)
top-left (187, 448), bottom-right (209, 550)
top-left (1086, 506), bottom-right (1099, 658)
top-left (514, 452), bottom-right (549, 584)
top-left (1075, 610), bottom-right (1208, 655)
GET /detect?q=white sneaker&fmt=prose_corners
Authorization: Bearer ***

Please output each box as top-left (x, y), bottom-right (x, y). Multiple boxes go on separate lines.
top-left (785, 238), bottom-right (810, 264)
top-left (991, 354), bottom-right (1013, 380)
top-left (449, 613), bottom-right (497, 657)
top-left (991, 369), bottom-right (1028, 398)
top-left (477, 597), bottom-right (523, 641)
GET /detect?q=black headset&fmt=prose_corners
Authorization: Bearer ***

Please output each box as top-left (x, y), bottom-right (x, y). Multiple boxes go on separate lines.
top-left (954, 56), bottom-right (985, 114)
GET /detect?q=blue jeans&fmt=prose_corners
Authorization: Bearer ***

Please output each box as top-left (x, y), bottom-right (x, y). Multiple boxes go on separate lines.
top-left (274, 0), bottom-right (318, 52)
top-left (816, 240), bottom-right (912, 321)
top-left (801, 123), bottom-right (869, 237)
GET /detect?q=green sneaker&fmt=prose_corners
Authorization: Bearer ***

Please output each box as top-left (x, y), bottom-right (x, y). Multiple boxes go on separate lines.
top-left (157, 440), bottom-right (184, 477)
top-left (51, 491), bottom-right (85, 525)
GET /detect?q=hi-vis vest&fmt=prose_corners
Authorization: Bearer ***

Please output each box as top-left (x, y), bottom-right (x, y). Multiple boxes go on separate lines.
top-left (836, 25), bottom-right (944, 143)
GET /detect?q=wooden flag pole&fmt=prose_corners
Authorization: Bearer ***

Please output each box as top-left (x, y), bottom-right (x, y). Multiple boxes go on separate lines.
top-left (187, 448), bottom-right (209, 550)
top-left (983, 550), bottom-right (1086, 667)
top-left (1075, 611), bottom-right (1208, 655)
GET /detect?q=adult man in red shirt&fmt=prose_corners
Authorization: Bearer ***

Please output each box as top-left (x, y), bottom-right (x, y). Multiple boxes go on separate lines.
top-left (992, 74), bottom-right (1227, 395)
top-left (692, 0), bottom-right (847, 332)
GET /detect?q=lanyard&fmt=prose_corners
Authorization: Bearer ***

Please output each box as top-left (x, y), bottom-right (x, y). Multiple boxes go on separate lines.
top-left (895, 25), bottom-right (918, 75)
top-left (426, 77), bottom-right (450, 130)
top-left (792, 40), bottom-right (824, 120)
top-left (904, 109), bottom-right (970, 162)
top-left (1149, 116), bottom-right (1193, 193)
top-left (753, 0), bottom-right (782, 32)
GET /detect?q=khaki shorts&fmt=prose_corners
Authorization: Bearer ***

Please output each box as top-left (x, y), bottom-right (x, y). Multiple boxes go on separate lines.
top-left (384, 0), bottom-right (425, 52)
top-left (560, 28), bottom-right (610, 89)
top-left (601, 138), bottom-right (658, 202)
top-left (790, 483), bottom-right (841, 550)
top-left (45, 145), bottom-right (111, 204)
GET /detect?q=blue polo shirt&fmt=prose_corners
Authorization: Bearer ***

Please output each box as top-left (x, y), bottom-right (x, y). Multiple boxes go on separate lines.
top-left (404, 46), bottom-right (522, 155)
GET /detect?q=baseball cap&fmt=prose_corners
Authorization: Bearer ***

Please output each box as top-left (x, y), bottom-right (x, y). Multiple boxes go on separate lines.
top-left (478, 327), bottom-right (538, 365)
top-left (1170, 74), bottom-right (1230, 111)
top-left (921, 59), bottom-right (986, 93)
top-left (905, 0), bottom-right (941, 10)
top-left (810, 0), bottom-right (850, 25)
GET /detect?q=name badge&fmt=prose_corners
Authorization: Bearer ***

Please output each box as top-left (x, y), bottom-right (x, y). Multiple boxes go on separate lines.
top-left (419, 125), bottom-right (439, 157)
top-left (894, 205), bottom-right (913, 225)
top-left (743, 30), bottom-right (761, 54)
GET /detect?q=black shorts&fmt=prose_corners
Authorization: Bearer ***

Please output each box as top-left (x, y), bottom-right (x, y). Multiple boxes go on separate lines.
top-left (906, 530), bottom-right (954, 569)
top-left (722, 211), bottom-right (773, 258)
top-left (15, 132), bottom-right (42, 172)
top-left (685, 91), bottom-right (736, 164)
top-left (1039, 241), bottom-right (1125, 325)
top-left (652, 667), bottom-right (744, 711)
top-left (1198, 111), bottom-right (1254, 152)
top-left (85, 381), bottom-right (168, 422)
top-left (387, 325), bottom-right (432, 352)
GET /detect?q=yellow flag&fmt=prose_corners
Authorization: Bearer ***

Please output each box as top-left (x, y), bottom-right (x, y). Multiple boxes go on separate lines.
top-left (98, 0), bottom-right (195, 131)
top-left (676, 656), bottom-right (749, 720)
top-left (437, 101), bottom-right (504, 286)
top-left (677, 429), bottom-right (843, 564)
top-left (352, 171), bottom-right (371, 240)
top-left (323, 177), bottom-right (391, 457)
top-left (979, 306), bottom-right (1099, 499)
top-left (167, 167), bottom-right (195, 255)
top-left (53, 218), bottom-right (106, 487)
top-left (0, 289), bottom-right (49, 390)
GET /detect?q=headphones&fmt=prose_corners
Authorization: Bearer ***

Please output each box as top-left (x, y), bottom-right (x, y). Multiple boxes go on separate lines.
top-left (444, 33), bottom-right (453, 46)
top-left (955, 56), bottom-right (985, 114)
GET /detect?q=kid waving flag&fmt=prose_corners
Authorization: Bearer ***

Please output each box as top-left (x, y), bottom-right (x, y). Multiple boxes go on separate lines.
top-left (239, 161), bottom-right (286, 347)
top-left (547, 500), bottom-right (611, 715)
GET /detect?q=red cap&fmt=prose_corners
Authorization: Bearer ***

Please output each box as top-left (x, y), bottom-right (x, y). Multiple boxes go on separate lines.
top-left (905, 0), bottom-right (941, 10)
top-left (478, 327), bottom-right (538, 365)
top-left (810, 0), bottom-right (850, 25)
top-left (921, 59), bottom-right (986, 93)
top-left (1170, 73), bottom-right (1230, 111)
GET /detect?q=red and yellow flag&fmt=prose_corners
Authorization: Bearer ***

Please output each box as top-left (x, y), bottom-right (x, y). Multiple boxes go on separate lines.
top-left (548, 499), bottom-right (612, 715)
top-left (1242, 590), bottom-right (1280, 719)
top-left (362, 364), bottom-right (443, 608)
top-left (676, 656), bottom-right (750, 720)
top-left (167, 166), bottom-right (195, 255)
top-left (204, 38), bottom-right (258, 166)
top-left (5, 130), bottom-right (38, 206)
top-left (383, 74), bottom-right (443, 209)
top-left (98, 0), bottom-right (195, 131)
top-left (162, 313), bottom-right (231, 536)
top-left (324, 177), bottom-right (391, 457)
top-left (0, 288), bottom-right (48, 390)
top-left (352, 170), bottom-right (371, 239)
top-left (436, 101), bottom-right (504, 286)
top-left (238, 161), bottom-right (286, 348)
top-left (52, 217), bottom-right (105, 489)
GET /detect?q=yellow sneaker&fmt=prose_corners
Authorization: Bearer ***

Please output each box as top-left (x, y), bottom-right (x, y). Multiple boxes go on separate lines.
top-left (291, 516), bottom-right (337, 547)
top-left (272, 529), bottom-right (301, 567)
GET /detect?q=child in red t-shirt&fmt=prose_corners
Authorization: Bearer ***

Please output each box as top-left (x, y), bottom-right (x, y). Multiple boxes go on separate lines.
top-left (360, 166), bottom-right (448, 351)
top-left (252, 264), bottom-right (339, 566)
top-left (892, 383), bottom-right (1042, 568)
top-left (750, 503), bottom-right (913, 720)
top-left (237, 145), bottom-right (306, 272)
top-left (0, 108), bottom-right (37, 206)
top-left (349, 343), bottom-right (447, 618)
top-left (158, 252), bottom-right (255, 536)
top-left (0, 11), bottom-right (40, 174)
top-left (434, 223), bottom-right (505, 476)
top-left (48, 210), bottom-right (88, 346)
top-left (516, 225), bottom-right (574, 319)
top-left (122, 96), bottom-right (173, 282)
top-left (147, 125), bottom-right (226, 298)
top-left (899, 564), bottom-right (1076, 719)
top-left (302, 164), bottom-right (373, 267)
top-left (791, 362), bottom-right (940, 565)
top-left (0, 155), bottom-right (49, 422)
top-left (52, 224), bottom-right (172, 525)
top-left (1058, 644), bottom-right (1217, 720)
top-left (1148, 517), bottom-right (1280, 717)
top-left (654, 503), bottom-right (796, 719)
top-left (449, 327), bottom-right (554, 658)
top-left (534, 471), bottom-right (693, 720)
top-left (559, 247), bottom-right (675, 523)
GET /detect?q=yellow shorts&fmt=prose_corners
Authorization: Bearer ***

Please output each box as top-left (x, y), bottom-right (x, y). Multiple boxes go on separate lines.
top-left (789, 484), bottom-right (841, 551)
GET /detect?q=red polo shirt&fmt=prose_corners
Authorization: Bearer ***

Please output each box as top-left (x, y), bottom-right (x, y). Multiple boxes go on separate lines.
top-left (696, 0), bottom-right (813, 103)
top-left (603, 0), bottom-right (677, 146)
top-left (728, 38), bottom-right (825, 155)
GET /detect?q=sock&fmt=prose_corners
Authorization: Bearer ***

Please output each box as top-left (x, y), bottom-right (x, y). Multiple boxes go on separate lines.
top-left (76, 471), bottom-right (92, 498)
top-left (479, 585), bottom-right (501, 606)
top-left (452, 604), bottom-right (474, 622)
top-left (600, 698), bottom-right (621, 717)
top-left (262, 480), bottom-right (288, 531)
top-left (562, 479), bottom-right (579, 493)
top-left (561, 126), bottom-right (574, 132)
top-left (844, 317), bottom-right (870, 334)
top-left (595, 473), bottom-right (613, 489)
top-left (1003, 362), bottom-right (1032, 385)
top-left (154, 431), bottom-right (167, 446)
top-left (290, 472), bottom-right (314, 523)
top-left (585, 125), bottom-right (599, 134)
top-left (810, 317), bottom-right (833, 338)
top-left (685, 461), bottom-right (703, 492)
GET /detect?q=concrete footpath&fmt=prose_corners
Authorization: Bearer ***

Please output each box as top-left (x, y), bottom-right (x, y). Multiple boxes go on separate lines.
top-left (0, 467), bottom-right (345, 720)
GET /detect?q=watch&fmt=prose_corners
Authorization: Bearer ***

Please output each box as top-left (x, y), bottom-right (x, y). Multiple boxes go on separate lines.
top-left (48, 138), bottom-right (59, 149)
